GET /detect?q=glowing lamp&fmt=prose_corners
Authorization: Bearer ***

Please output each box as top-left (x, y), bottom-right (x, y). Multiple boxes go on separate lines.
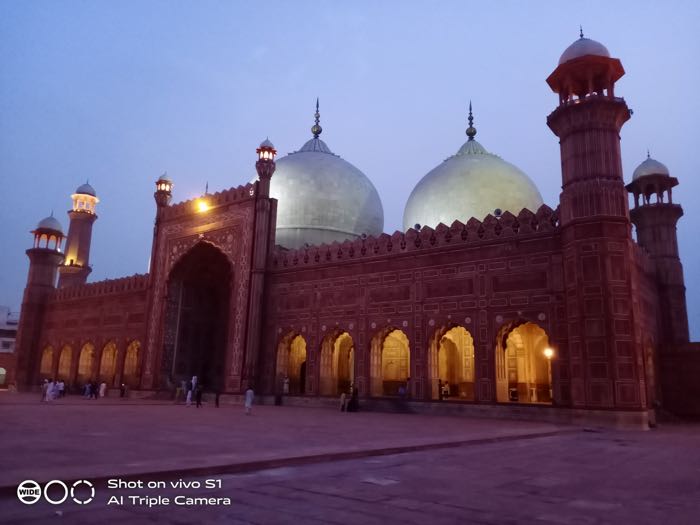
top-left (196, 199), bottom-right (210, 213)
top-left (543, 347), bottom-right (554, 359)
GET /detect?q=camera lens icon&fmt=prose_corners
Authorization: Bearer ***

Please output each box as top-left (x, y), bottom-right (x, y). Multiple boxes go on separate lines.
top-left (17, 480), bottom-right (42, 505)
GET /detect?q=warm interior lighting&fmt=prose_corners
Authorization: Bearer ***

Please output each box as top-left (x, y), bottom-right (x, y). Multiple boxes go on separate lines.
top-left (196, 199), bottom-right (210, 213)
top-left (543, 347), bottom-right (554, 359)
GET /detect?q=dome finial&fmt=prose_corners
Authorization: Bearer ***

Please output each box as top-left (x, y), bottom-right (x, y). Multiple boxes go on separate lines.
top-left (579, 25), bottom-right (584, 38)
top-left (466, 100), bottom-right (477, 141)
top-left (647, 148), bottom-right (650, 159)
top-left (311, 97), bottom-right (322, 138)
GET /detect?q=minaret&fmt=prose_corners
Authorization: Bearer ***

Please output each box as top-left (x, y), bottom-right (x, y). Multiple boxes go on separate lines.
top-left (57, 182), bottom-right (99, 288)
top-left (546, 33), bottom-right (645, 412)
top-left (626, 154), bottom-right (689, 344)
top-left (14, 215), bottom-right (65, 387)
top-left (244, 138), bottom-right (277, 388)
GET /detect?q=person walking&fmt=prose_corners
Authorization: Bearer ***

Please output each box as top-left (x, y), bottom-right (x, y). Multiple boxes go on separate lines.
top-left (339, 391), bottom-right (347, 412)
top-left (41, 379), bottom-right (48, 402)
top-left (195, 385), bottom-right (203, 408)
top-left (244, 385), bottom-right (254, 415)
top-left (58, 380), bottom-right (65, 398)
top-left (185, 379), bottom-right (193, 406)
top-left (99, 382), bottom-right (107, 398)
top-left (282, 376), bottom-right (290, 396)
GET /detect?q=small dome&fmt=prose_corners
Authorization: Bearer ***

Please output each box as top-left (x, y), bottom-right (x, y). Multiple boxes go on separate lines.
top-left (559, 37), bottom-right (610, 65)
top-left (75, 182), bottom-right (96, 197)
top-left (633, 156), bottom-right (670, 180)
top-left (403, 114), bottom-right (543, 231)
top-left (36, 215), bottom-right (63, 234)
top-left (259, 138), bottom-right (275, 149)
top-left (158, 172), bottom-right (173, 183)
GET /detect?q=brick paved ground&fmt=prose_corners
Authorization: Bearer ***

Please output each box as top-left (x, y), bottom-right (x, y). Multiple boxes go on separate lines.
top-left (2, 392), bottom-right (699, 524)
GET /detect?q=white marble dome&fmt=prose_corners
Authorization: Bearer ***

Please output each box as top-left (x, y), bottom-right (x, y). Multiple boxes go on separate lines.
top-left (269, 112), bottom-right (383, 249)
top-left (559, 36), bottom-right (610, 65)
top-left (403, 117), bottom-right (543, 231)
top-left (36, 215), bottom-right (63, 233)
top-left (633, 155), bottom-right (670, 180)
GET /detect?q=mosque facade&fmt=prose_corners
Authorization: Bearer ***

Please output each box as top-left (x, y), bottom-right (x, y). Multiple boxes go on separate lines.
top-left (13, 34), bottom-right (699, 426)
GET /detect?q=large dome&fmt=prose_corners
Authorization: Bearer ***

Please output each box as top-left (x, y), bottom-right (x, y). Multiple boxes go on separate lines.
top-left (270, 103), bottom-right (384, 249)
top-left (403, 109), bottom-right (543, 230)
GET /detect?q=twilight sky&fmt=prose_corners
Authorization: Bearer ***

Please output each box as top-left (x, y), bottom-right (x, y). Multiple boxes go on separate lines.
top-left (1, 0), bottom-right (698, 338)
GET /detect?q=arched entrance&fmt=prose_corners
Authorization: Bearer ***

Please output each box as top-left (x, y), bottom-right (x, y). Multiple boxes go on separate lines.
top-left (161, 242), bottom-right (232, 391)
top-left (57, 346), bottom-right (72, 382)
top-left (276, 333), bottom-right (307, 394)
top-left (40, 346), bottom-right (54, 377)
top-left (429, 326), bottom-right (475, 400)
top-left (319, 331), bottom-right (355, 396)
top-left (123, 341), bottom-right (141, 387)
top-left (77, 343), bottom-right (95, 384)
top-left (370, 328), bottom-right (410, 396)
top-left (99, 341), bottom-right (117, 385)
top-left (495, 321), bottom-right (552, 404)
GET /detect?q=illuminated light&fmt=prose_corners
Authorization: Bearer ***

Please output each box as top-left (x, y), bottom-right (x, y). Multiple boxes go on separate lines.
top-left (196, 199), bottom-right (210, 213)
top-left (543, 347), bottom-right (554, 359)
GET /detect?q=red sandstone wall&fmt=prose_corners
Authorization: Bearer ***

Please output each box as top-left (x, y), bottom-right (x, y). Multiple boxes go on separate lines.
top-left (37, 274), bottom-right (149, 389)
top-left (261, 206), bottom-right (569, 404)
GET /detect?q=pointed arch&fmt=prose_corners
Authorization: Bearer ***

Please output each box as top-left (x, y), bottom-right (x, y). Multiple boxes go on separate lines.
top-left (77, 343), bottom-right (95, 383)
top-left (276, 332), bottom-right (307, 394)
top-left (495, 321), bottom-right (552, 404)
top-left (40, 346), bottom-right (54, 377)
top-left (99, 341), bottom-right (118, 385)
top-left (370, 327), bottom-right (410, 396)
top-left (319, 330), bottom-right (355, 396)
top-left (429, 325), bottom-right (475, 400)
top-left (123, 340), bottom-right (141, 387)
top-left (57, 345), bottom-right (72, 381)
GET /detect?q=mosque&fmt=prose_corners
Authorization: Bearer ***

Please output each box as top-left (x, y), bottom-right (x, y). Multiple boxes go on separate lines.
top-left (12, 33), bottom-right (699, 427)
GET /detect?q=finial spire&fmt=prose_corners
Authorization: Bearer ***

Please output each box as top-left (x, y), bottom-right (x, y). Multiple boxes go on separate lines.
top-left (466, 100), bottom-right (477, 141)
top-left (579, 25), bottom-right (584, 38)
top-left (311, 97), bottom-right (322, 138)
top-left (205, 181), bottom-right (209, 194)
top-left (647, 149), bottom-right (650, 159)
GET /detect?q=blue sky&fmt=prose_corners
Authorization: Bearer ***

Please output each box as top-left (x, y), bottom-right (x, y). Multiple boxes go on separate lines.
top-left (1, 0), bottom-right (698, 337)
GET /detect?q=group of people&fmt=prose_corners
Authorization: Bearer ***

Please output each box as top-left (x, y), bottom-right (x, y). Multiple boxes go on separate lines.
top-left (177, 375), bottom-right (256, 415)
top-left (82, 381), bottom-right (108, 399)
top-left (40, 379), bottom-right (130, 401)
top-left (40, 379), bottom-right (65, 401)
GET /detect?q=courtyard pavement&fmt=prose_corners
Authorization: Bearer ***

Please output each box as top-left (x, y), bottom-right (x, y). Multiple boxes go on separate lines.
top-left (1, 391), bottom-right (699, 524)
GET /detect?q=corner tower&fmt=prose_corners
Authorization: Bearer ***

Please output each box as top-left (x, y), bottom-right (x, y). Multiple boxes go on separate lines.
top-left (14, 215), bottom-right (65, 386)
top-left (626, 155), bottom-right (689, 344)
top-left (546, 33), bottom-right (647, 415)
top-left (57, 182), bottom-right (99, 288)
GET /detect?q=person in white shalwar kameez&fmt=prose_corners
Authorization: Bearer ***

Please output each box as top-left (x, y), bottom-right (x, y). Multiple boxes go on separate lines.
top-left (244, 386), bottom-right (254, 415)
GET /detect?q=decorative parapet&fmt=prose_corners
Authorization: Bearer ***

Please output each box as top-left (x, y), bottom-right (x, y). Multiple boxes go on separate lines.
top-left (270, 205), bottom-right (560, 270)
top-left (51, 273), bottom-right (150, 301)
top-left (161, 182), bottom-right (257, 220)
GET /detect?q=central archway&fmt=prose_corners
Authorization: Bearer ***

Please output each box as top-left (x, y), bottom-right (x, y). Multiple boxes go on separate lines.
top-left (370, 328), bottom-right (410, 397)
top-left (319, 331), bottom-right (355, 396)
top-left (161, 242), bottom-right (232, 391)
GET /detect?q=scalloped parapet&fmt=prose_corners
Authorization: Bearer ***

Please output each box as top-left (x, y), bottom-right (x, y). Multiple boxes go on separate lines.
top-left (270, 204), bottom-right (560, 270)
top-left (161, 182), bottom-right (257, 220)
top-left (51, 273), bottom-right (150, 301)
